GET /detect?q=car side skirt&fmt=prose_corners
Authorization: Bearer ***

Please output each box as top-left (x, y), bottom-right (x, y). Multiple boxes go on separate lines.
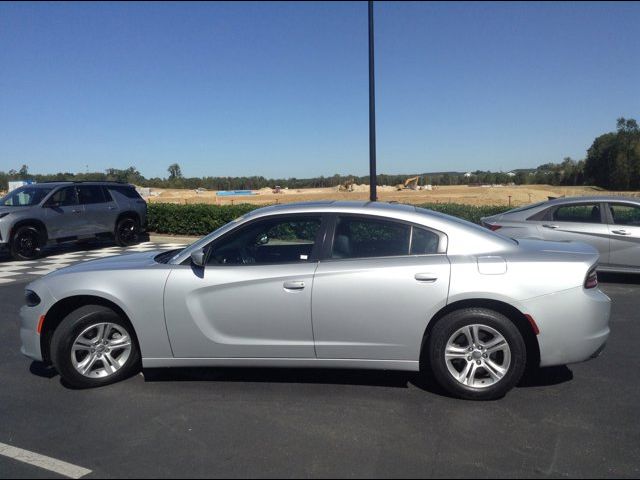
top-left (142, 357), bottom-right (420, 371)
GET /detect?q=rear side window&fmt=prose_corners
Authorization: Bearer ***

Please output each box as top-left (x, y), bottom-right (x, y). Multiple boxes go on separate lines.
top-left (553, 204), bottom-right (602, 223)
top-left (609, 204), bottom-right (640, 226)
top-left (77, 186), bottom-right (107, 204)
top-left (410, 227), bottom-right (440, 255)
top-left (332, 217), bottom-right (411, 259)
top-left (109, 186), bottom-right (142, 199)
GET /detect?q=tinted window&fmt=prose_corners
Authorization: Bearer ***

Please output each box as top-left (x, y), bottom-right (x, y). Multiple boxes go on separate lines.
top-left (109, 186), bottom-right (142, 199)
top-left (332, 217), bottom-right (410, 259)
top-left (553, 204), bottom-right (602, 223)
top-left (78, 186), bottom-right (106, 204)
top-left (411, 227), bottom-right (440, 255)
top-left (48, 187), bottom-right (78, 207)
top-left (208, 216), bottom-right (322, 265)
top-left (609, 204), bottom-right (640, 226)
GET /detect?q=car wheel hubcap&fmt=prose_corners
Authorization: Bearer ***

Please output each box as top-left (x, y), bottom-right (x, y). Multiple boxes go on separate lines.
top-left (71, 322), bottom-right (133, 378)
top-left (119, 220), bottom-right (137, 242)
top-left (17, 231), bottom-right (39, 257)
top-left (444, 324), bottom-right (511, 389)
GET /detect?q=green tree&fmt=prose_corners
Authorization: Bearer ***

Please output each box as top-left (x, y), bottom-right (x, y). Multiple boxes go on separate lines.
top-left (167, 163), bottom-right (183, 181)
top-left (585, 118), bottom-right (640, 190)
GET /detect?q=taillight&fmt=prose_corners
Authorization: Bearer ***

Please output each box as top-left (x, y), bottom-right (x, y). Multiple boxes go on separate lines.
top-left (487, 224), bottom-right (502, 231)
top-left (584, 267), bottom-right (598, 289)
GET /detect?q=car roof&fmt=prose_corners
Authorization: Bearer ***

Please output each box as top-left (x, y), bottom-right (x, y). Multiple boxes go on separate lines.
top-left (245, 200), bottom-right (418, 218)
top-left (545, 195), bottom-right (639, 204)
top-left (25, 181), bottom-right (135, 187)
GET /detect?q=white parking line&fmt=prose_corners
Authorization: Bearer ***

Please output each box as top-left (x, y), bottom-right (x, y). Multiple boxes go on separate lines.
top-left (0, 442), bottom-right (92, 479)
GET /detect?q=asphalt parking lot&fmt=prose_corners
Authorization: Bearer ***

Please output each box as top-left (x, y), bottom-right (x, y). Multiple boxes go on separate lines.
top-left (0, 247), bottom-right (639, 478)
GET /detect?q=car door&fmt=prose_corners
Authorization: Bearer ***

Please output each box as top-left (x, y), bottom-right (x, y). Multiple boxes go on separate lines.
top-left (163, 214), bottom-right (326, 358)
top-left (42, 186), bottom-right (85, 239)
top-left (540, 202), bottom-right (610, 264)
top-left (606, 202), bottom-right (640, 269)
top-left (312, 215), bottom-right (451, 361)
top-left (77, 185), bottom-right (118, 234)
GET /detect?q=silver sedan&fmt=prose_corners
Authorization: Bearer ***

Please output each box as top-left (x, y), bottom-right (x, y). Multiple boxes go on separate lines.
top-left (20, 201), bottom-right (610, 400)
top-left (482, 196), bottom-right (640, 273)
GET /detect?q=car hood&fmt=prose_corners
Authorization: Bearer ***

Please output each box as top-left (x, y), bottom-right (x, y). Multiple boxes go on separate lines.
top-left (47, 250), bottom-right (161, 276)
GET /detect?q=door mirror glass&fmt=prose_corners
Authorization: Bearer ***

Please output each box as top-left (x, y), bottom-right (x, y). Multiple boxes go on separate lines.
top-left (256, 233), bottom-right (269, 245)
top-left (190, 248), bottom-right (206, 267)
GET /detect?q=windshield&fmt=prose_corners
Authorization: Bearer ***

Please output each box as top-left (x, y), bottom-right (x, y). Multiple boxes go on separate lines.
top-left (1, 186), bottom-right (53, 206)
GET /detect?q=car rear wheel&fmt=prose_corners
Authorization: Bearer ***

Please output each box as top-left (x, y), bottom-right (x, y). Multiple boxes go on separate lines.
top-left (115, 216), bottom-right (140, 247)
top-left (50, 305), bottom-right (141, 388)
top-left (10, 225), bottom-right (43, 261)
top-left (427, 308), bottom-right (526, 400)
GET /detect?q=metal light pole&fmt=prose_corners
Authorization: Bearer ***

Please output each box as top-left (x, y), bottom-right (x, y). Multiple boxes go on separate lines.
top-left (368, 0), bottom-right (377, 202)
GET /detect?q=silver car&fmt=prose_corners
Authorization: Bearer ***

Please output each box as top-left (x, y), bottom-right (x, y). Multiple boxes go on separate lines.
top-left (20, 201), bottom-right (610, 400)
top-left (482, 196), bottom-right (640, 273)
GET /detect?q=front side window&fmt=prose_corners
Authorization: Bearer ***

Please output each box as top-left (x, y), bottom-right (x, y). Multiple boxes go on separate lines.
top-left (78, 186), bottom-right (107, 205)
top-left (208, 216), bottom-right (322, 265)
top-left (1, 187), bottom-right (52, 206)
top-left (332, 216), bottom-right (411, 259)
top-left (553, 204), bottom-right (602, 223)
top-left (609, 204), bottom-right (640, 226)
top-left (47, 187), bottom-right (78, 207)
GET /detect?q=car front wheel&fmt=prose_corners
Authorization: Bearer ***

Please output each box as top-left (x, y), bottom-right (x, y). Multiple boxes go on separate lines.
top-left (50, 305), bottom-right (141, 388)
top-left (10, 225), bottom-right (43, 261)
top-left (427, 308), bottom-right (526, 400)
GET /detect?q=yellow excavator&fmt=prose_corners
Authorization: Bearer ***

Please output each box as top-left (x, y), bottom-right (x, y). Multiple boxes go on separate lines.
top-left (338, 179), bottom-right (355, 192)
top-left (397, 176), bottom-right (420, 191)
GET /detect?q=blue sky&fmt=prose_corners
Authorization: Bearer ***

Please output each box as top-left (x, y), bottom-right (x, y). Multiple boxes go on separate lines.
top-left (1, 1), bottom-right (639, 179)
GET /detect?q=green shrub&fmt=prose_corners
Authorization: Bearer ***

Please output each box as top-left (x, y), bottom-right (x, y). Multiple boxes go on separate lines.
top-left (147, 203), bottom-right (258, 236)
top-left (416, 203), bottom-right (511, 225)
top-left (147, 202), bottom-right (511, 236)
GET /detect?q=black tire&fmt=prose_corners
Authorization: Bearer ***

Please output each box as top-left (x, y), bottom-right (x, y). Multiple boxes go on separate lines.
top-left (50, 305), bottom-right (141, 389)
top-left (114, 216), bottom-right (140, 247)
top-left (10, 225), bottom-right (43, 261)
top-left (427, 308), bottom-right (526, 401)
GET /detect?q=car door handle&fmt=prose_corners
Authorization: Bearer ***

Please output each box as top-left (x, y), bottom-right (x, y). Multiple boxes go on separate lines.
top-left (283, 281), bottom-right (305, 290)
top-left (612, 229), bottom-right (632, 236)
top-left (72, 209), bottom-right (82, 214)
top-left (108, 206), bottom-right (117, 210)
top-left (542, 224), bottom-right (559, 229)
top-left (415, 273), bottom-right (438, 283)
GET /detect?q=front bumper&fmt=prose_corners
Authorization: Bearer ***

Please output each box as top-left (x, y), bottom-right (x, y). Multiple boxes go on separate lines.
top-left (19, 282), bottom-right (56, 362)
top-left (522, 286), bottom-right (611, 367)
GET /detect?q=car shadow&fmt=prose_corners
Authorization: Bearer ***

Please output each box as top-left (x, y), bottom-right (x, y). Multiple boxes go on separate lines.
top-left (30, 361), bottom-right (574, 395)
top-left (518, 365), bottom-right (573, 388)
top-left (142, 364), bottom-right (574, 396)
top-left (142, 367), bottom-right (416, 389)
top-left (29, 361), bottom-right (58, 379)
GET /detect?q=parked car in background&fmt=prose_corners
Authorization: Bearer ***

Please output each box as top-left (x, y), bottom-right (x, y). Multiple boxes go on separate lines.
top-left (20, 201), bottom-right (610, 400)
top-left (0, 182), bottom-right (147, 260)
top-left (482, 196), bottom-right (640, 273)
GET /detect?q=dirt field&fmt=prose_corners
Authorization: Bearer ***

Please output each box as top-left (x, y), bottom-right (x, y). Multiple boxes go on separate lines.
top-left (145, 184), bottom-right (640, 207)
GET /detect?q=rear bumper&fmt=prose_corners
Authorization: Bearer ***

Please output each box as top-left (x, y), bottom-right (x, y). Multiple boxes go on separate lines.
top-left (522, 286), bottom-right (611, 367)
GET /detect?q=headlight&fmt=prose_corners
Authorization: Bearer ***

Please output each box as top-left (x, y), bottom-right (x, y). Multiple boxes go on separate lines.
top-left (25, 290), bottom-right (41, 307)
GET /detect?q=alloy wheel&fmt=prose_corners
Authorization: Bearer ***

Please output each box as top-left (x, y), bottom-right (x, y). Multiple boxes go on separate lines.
top-left (444, 324), bottom-right (511, 389)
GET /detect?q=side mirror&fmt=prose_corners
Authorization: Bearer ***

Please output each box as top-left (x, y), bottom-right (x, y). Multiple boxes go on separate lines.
top-left (256, 234), bottom-right (269, 246)
top-left (190, 248), bottom-right (206, 267)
